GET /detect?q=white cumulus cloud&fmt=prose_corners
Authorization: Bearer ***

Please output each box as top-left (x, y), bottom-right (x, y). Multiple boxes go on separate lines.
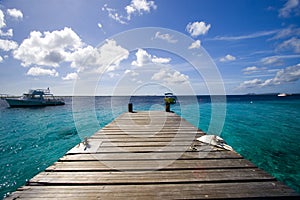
top-left (103, 0), bottom-right (157, 24)
top-left (151, 56), bottom-right (171, 64)
top-left (154, 32), bottom-right (177, 43)
top-left (0, 10), bottom-right (6, 28)
top-left (238, 78), bottom-right (264, 89)
top-left (7, 8), bottom-right (23, 20)
top-left (220, 54), bottom-right (236, 62)
top-left (124, 69), bottom-right (139, 77)
top-left (13, 27), bottom-right (83, 67)
top-left (13, 27), bottom-right (129, 77)
top-left (0, 9), bottom-right (13, 37)
top-left (0, 29), bottom-right (13, 37)
top-left (242, 66), bottom-right (266, 74)
top-left (188, 40), bottom-right (201, 49)
top-left (151, 68), bottom-right (189, 85)
top-left (69, 39), bottom-right (129, 73)
top-left (0, 9), bottom-right (19, 37)
top-left (0, 39), bottom-right (18, 51)
top-left (186, 21), bottom-right (211, 37)
top-left (26, 67), bottom-right (59, 77)
top-left (125, 0), bottom-right (157, 20)
top-left (62, 72), bottom-right (78, 80)
top-left (131, 48), bottom-right (171, 67)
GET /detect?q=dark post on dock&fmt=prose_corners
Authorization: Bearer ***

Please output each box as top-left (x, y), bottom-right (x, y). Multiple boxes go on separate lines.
top-left (165, 102), bottom-right (170, 112)
top-left (128, 103), bottom-right (133, 112)
top-left (5, 107), bottom-right (299, 199)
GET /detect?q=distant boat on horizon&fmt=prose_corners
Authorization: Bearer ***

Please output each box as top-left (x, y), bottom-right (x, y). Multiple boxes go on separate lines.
top-left (5, 88), bottom-right (65, 107)
top-left (277, 93), bottom-right (291, 97)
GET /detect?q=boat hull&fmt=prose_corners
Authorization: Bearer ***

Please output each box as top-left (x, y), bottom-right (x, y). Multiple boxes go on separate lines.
top-left (5, 98), bottom-right (65, 107)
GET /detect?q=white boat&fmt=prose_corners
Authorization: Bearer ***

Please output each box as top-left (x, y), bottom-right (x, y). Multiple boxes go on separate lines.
top-left (277, 93), bottom-right (288, 97)
top-left (5, 89), bottom-right (65, 107)
top-left (164, 92), bottom-right (176, 104)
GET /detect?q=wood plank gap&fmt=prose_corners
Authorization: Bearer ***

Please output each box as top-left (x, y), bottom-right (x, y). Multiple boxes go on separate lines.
top-left (58, 157), bottom-right (245, 162)
top-left (27, 178), bottom-right (277, 187)
top-left (44, 166), bottom-right (258, 173)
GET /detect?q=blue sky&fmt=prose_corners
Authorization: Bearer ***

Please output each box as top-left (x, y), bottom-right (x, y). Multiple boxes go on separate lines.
top-left (0, 0), bottom-right (300, 95)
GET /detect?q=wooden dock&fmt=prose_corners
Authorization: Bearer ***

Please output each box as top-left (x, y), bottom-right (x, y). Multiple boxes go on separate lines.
top-left (6, 111), bottom-right (299, 199)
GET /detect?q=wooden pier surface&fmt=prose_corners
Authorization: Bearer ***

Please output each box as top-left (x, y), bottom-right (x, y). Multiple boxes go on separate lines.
top-left (6, 111), bottom-right (299, 199)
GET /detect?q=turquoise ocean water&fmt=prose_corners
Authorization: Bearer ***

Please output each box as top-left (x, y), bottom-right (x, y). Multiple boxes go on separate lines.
top-left (0, 95), bottom-right (299, 198)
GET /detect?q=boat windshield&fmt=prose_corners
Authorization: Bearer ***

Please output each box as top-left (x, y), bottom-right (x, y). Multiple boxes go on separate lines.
top-left (164, 92), bottom-right (174, 97)
top-left (44, 94), bottom-right (55, 100)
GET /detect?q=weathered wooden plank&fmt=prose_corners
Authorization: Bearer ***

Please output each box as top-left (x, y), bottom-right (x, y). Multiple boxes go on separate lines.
top-left (60, 151), bottom-right (243, 161)
top-left (99, 129), bottom-right (201, 134)
top-left (95, 129), bottom-right (204, 133)
top-left (67, 137), bottom-right (220, 154)
top-left (99, 141), bottom-right (195, 147)
top-left (6, 182), bottom-right (299, 200)
top-left (46, 158), bottom-right (256, 171)
top-left (67, 143), bottom-right (221, 154)
top-left (89, 137), bottom-right (199, 142)
top-left (91, 133), bottom-right (203, 138)
top-left (29, 168), bottom-right (276, 185)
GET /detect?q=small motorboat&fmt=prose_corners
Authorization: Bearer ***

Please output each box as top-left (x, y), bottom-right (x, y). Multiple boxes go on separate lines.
top-left (277, 93), bottom-right (290, 97)
top-left (5, 88), bottom-right (65, 107)
top-left (164, 92), bottom-right (176, 104)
